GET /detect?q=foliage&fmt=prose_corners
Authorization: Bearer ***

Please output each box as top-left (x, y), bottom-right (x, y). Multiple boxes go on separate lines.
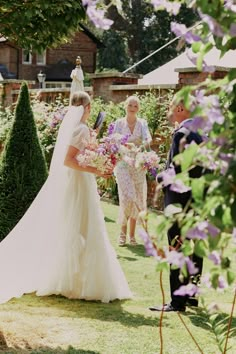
top-left (32, 95), bottom-right (69, 167)
top-left (0, 0), bottom-right (85, 51)
top-left (0, 83), bottom-right (48, 241)
top-left (103, 1), bottom-right (198, 74)
top-left (97, 29), bottom-right (129, 71)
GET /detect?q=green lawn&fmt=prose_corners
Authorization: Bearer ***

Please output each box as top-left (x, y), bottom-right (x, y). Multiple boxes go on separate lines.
top-left (0, 201), bottom-right (235, 354)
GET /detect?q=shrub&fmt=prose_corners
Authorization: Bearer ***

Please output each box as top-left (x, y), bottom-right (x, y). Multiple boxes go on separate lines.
top-left (0, 83), bottom-right (48, 240)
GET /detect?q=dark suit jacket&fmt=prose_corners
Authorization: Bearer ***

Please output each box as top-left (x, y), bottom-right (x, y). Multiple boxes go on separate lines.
top-left (161, 120), bottom-right (203, 208)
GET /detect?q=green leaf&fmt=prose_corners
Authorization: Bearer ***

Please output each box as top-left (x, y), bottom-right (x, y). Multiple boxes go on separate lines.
top-left (156, 260), bottom-right (169, 272)
top-left (230, 199), bottom-right (236, 225)
top-left (191, 177), bottom-right (205, 203)
top-left (192, 41), bottom-right (202, 53)
top-left (194, 240), bottom-right (208, 258)
top-left (180, 143), bottom-right (199, 171)
top-left (226, 270), bottom-right (235, 285)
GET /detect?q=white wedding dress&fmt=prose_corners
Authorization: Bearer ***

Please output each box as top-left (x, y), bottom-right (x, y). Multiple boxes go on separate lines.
top-left (0, 105), bottom-right (132, 304)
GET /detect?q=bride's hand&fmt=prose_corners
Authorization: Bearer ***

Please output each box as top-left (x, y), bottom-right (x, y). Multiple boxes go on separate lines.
top-left (96, 167), bottom-right (113, 179)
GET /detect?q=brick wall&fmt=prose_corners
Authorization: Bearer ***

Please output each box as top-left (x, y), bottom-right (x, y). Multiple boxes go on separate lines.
top-left (177, 67), bottom-right (229, 86)
top-left (89, 72), bottom-right (142, 102)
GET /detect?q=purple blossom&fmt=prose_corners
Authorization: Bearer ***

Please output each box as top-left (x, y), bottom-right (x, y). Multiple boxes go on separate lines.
top-left (159, 168), bottom-right (176, 186)
top-left (174, 283), bottom-right (200, 297)
top-left (149, 167), bottom-right (158, 178)
top-left (207, 223), bottom-right (220, 237)
top-left (208, 251), bottom-right (221, 265)
top-left (138, 229), bottom-right (158, 258)
top-left (110, 144), bottom-right (119, 154)
top-left (167, 250), bottom-right (186, 268)
top-left (97, 146), bottom-right (106, 155)
top-left (186, 258), bottom-right (199, 275)
top-left (212, 136), bottom-right (228, 147)
top-left (86, 4), bottom-right (113, 29)
top-left (186, 49), bottom-right (215, 73)
top-left (230, 23), bottom-right (236, 36)
top-left (187, 221), bottom-right (220, 240)
top-left (189, 92), bottom-right (224, 133)
top-left (107, 123), bottom-right (115, 135)
top-left (170, 179), bottom-right (191, 193)
top-left (120, 134), bottom-right (130, 145)
top-left (218, 276), bottom-right (228, 290)
top-left (187, 224), bottom-right (208, 240)
top-left (199, 12), bottom-right (224, 37)
top-left (171, 22), bottom-right (201, 44)
top-left (233, 228), bottom-right (236, 244)
top-left (151, 0), bottom-right (181, 15)
top-left (225, 0), bottom-right (236, 13)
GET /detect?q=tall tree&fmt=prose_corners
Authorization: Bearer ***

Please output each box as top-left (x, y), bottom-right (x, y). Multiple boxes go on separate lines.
top-left (103, 1), bottom-right (198, 74)
top-left (97, 30), bottom-right (129, 71)
top-left (0, 0), bottom-right (85, 52)
top-left (0, 82), bottom-right (48, 240)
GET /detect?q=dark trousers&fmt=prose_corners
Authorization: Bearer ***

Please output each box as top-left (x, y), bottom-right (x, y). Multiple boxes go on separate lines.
top-left (167, 221), bottom-right (203, 309)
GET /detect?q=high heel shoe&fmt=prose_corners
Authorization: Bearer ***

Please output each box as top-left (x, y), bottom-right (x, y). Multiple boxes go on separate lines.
top-left (129, 236), bottom-right (137, 246)
top-left (118, 232), bottom-right (126, 246)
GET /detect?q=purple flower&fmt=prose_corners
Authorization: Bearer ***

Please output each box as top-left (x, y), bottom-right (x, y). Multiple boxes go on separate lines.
top-left (208, 251), bottom-right (221, 265)
top-left (108, 123), bottom-right (115, 135)
top-left (186, 49), bottom-right (215, 73)
top-left (86, 6), bottom-right (113, 29)
top-left (230, 23), bottom-right (236, 36)
top-left (149, 167), bottom-right (158, 178)
top-left (159, 168), bottom-right (176, 186)
top-left (110, 144), bottom-right (119, 154)
top-left (171, 22), bottom-right (201, 44)
top-left (167, 250), bottom-right (186, 268)
top-left (120, 134), bottom-right (130, 145)
top-left (212, 136), bottom-right (228, 147)
top-left (174, 283), bottom-right (200, 297)
top-left (170, 179), bottom-right (191, 193)
top-left (218, 275), bottom-right (228, 290)
top-left (138, 229), bottom-right (158, 258)
top-left (207, 223), bottom-right (220, 237)
top-left (199, 12), bottom-right (224, 37)
top-left (187, 221), bottom-right (220, 240)
top-left (97, 146), bottom-right (106, 155)
top-left (233, 228), bottom-right (236, 244)
top-left (225, 0), bottom-right (236, 13)
top-left (186, 258), bottom-right (199, 275)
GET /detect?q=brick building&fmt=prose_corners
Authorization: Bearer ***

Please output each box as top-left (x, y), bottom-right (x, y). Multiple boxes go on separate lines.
top-left (0, 24), bottom-right (103, 85)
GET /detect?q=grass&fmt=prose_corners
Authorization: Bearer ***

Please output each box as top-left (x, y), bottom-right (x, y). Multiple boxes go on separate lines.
top-left (0, 201), bottom-right (235, 354)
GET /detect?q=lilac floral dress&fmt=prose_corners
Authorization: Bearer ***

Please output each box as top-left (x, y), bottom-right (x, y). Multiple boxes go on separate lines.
top-left (113, 118), bottom-right (152, 225)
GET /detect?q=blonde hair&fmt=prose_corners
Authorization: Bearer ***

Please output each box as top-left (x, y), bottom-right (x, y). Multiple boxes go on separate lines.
top-left (125, 95), bottom-right (140, 109)
top-left (71, 91), bottom-right (90, 107)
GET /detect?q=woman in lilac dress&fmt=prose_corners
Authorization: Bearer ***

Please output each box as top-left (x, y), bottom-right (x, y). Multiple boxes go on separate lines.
top-left (113, 96), bottom-right (152, 246)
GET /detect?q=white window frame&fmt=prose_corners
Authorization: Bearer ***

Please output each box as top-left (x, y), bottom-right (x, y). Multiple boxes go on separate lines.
top-left (22, 49), bottom-right (32, 64)
top-left (36, 51), bottom-right (46, 65)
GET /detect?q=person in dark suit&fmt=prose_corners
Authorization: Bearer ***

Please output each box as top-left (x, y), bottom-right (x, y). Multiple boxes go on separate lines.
top-left (149, 100), bottom-right (204, 312)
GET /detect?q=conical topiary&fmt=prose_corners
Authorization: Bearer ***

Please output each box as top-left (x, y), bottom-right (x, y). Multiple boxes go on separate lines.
top-left (0, 82), bottom-right (48, 241)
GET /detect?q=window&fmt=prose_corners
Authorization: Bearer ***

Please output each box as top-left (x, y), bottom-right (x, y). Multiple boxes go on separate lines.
top-left (22, 49), bottom-right (32, 64)
top-left (36, 51), bottom-right (46, 65)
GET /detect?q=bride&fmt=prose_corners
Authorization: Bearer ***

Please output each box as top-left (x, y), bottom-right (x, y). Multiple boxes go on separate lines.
top-left (0, 91), bottom-right (132, 304)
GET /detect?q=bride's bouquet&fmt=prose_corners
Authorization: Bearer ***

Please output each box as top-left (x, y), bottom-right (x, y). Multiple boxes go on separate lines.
top-left (76, 130), bottom-right (130, 173)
